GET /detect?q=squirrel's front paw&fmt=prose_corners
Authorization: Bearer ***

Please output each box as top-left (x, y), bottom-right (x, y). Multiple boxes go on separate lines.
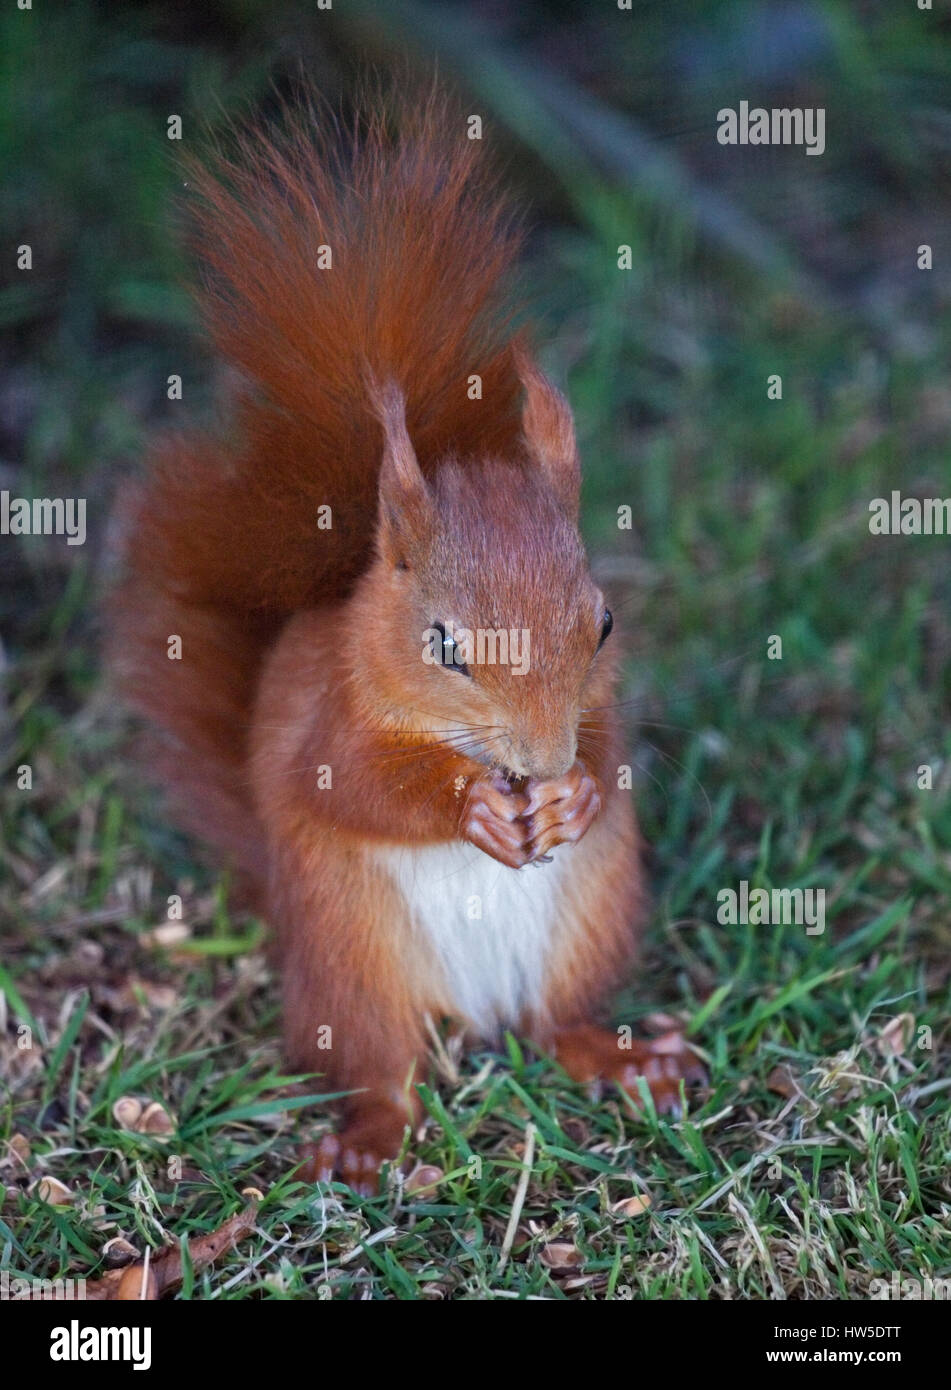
top-left (521, 761), bottom-right (601, 858)
top-left (462, 777), bottom-right (533, 869)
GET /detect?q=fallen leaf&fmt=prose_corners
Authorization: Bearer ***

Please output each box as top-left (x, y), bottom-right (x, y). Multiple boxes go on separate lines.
top-left (611, 1193), bottom-right (652, 1218)
top-left (877, 1014), bottom-right (915, 1057)
top-left (539, 1241), bottom-right (583, 1270)
top-left (33, 1177), bottom-right (74, 1205)
top-left (102, 1237), bottom-right (140, 1266)
top-left (138, 1101), bottom-right (175, 1137)
top-left (117, 1264), bottom-right (159, 1301)
top-left (767, 1065), bottom-right (799, 1099)
top-left (134, 980), bottom-right (179, 1010)
top-left (144, 923), bottom-right (191, 948)
top-left (112, 1097), bottom-right (143, 1130)
top-left (2, 1133), bottom-right (30, 1169)
top-left (560, 1118), bottom-right (588, 1145)
top-left (85, 1202), bottom-right (258, 1301)
top-left (405, 1164), bottom-right (443, 1194)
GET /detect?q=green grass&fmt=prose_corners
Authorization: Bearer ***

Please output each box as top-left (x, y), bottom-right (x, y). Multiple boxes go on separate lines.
top-left (2, 0), bottom-right (951, 1299)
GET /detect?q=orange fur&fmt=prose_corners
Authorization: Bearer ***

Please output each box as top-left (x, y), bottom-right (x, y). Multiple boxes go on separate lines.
top-left (110, 86), bottom-right (698, 1190)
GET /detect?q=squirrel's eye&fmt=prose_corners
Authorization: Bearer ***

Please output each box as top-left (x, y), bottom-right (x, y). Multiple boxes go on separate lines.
top-left (598, 609), bottom-right (613, 649)
top-left (433, 621), bottom-right (471, 677)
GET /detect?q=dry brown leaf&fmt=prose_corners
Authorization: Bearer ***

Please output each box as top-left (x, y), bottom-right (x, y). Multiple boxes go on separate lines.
top-left (560, 1117), bottom-right (588, 1145)
top-left (3, 1133), bottom-right (30, 1168)
top-left (145, 923), bottom-right (191, 948)
top-left (112, 1096), bottom-right (143, 1130)
top-left (85, 1201), bottom-right (258, 1301)
top-left (405, 1164), bottom-right (443, 1194)
top-left (877, 1013), bottom-right (915, 1056)
top-left (767, 1065), bottom-right (799, 1099)
top-left (539, 1241), bottom-right (583, 1270)
top-left (33, 1176), bottom-right (74, 1205)
top-left (134, 980), bottom-right (179, 1010)
top-left (611, 1193), bottom-right (652, 1218)
top-left (117, 1264), bottom-right (159, 1301)
top-left (137, 1101), bottom-right (175, 1136)
top-left (102, 1237), bottom-right (140, 1266)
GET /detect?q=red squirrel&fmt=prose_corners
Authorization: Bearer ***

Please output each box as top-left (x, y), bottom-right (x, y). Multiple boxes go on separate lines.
top-left (111, 88), bottom-right (704, 1191)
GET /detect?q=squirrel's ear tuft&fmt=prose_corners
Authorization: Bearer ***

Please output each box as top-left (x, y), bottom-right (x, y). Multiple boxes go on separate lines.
top-left (516, 347), bottom-right (580, 522)
top-left (370, 378), bottom-right (433, 564)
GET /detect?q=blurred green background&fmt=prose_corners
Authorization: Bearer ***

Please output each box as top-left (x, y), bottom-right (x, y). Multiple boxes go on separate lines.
top-left (2, 0), bottom-right (950, 1300)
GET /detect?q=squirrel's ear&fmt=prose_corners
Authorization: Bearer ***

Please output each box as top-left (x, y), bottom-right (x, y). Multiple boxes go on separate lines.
top-left (371, 379), bottom-right (432, 564)
top-left (516, 348), bottom-right (580, 522)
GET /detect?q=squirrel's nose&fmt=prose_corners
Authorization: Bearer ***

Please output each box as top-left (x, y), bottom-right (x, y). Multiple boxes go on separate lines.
top-left (515, 729), bottom-right (577, 781)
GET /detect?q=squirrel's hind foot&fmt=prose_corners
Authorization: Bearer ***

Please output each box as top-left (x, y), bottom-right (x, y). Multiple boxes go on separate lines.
top-left (300, 1105), bottom-right (413, 1196)
top-left (552, 1024), bottom-right (707, 1118)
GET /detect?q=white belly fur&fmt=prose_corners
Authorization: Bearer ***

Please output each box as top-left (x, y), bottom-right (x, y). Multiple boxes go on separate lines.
top-left (378, 841), bottom-right (569, 1035)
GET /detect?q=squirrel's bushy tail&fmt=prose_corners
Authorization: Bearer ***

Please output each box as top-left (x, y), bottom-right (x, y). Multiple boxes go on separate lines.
top-left (109, 83), bottom-right (524, 875)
